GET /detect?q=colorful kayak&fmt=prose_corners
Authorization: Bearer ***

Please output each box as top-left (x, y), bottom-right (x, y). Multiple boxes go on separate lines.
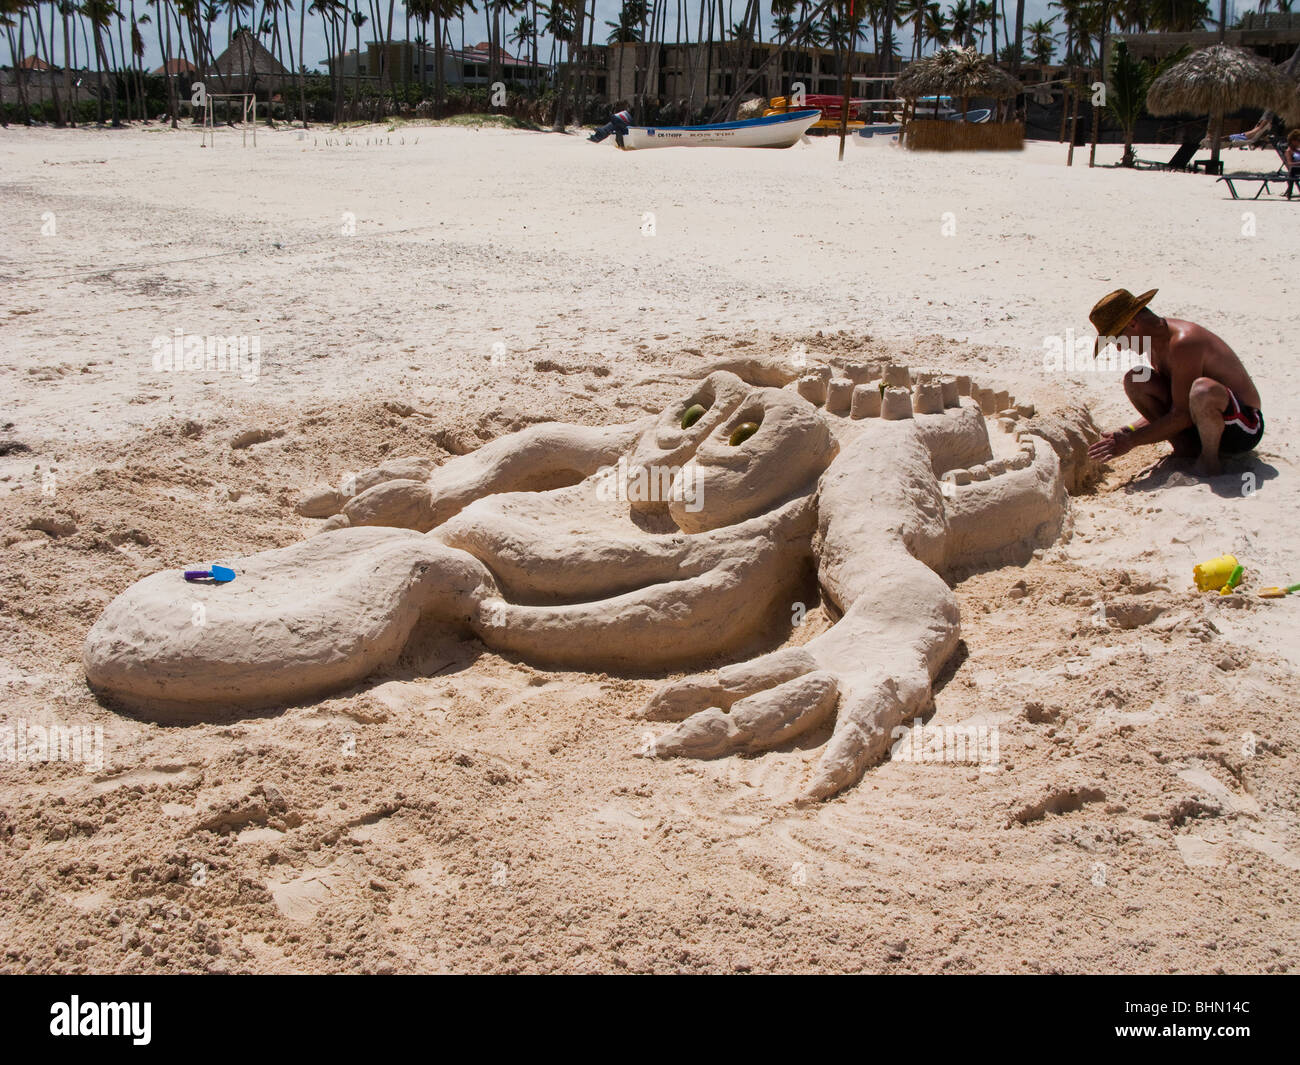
top-left (767, 94), bottom-right (871, 130)
top-left (616, 109), bottom-right (821, 150)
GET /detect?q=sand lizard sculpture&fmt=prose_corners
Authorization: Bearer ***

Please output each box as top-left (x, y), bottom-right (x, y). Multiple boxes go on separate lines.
top-left (85, 355), bottom-right (1098, 799)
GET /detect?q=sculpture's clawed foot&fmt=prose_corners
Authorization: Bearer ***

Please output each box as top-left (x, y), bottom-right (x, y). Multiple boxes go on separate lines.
top-left (641, 650), bottom-right (925, 802)
top-left (645, 671), bottom-right (841, 759)
top-left (296, 457), bottom-right (434, 520)
top-left (797, 674), bottom-right (909, 802)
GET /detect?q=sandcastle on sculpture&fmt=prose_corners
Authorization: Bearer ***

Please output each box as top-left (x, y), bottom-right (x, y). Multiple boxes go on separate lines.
top-left (84, 355), bottom-right (1099, 800)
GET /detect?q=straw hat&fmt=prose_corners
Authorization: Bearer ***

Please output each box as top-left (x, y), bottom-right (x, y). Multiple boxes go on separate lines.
top-left (1090, 288), bottom-right (1158, 338)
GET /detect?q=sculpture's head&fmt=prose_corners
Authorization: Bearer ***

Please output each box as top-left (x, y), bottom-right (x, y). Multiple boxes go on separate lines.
top-left (618, 371), bottom-right (837, 533)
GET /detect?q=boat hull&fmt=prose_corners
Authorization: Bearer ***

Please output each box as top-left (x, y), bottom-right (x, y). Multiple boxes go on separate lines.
top-left (619, 109), bottom-right (821, 150)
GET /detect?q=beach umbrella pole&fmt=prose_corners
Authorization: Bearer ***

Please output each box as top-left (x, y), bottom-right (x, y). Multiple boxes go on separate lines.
top-left (838, 1), bottom-right (854, 162)
top-left (1067, 74), bottom-right (1080, 165)
top-left (838, 66), bottom-right (851, 160)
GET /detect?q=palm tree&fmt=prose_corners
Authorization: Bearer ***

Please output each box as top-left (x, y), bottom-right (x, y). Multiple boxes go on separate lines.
top-left (129, 2), bottom-right (146, 120)
top-left (1049, 0), bottom-right (1090, 65)
top-left (1, 0), bottom-right (29, 125)
top-left (29, 0), bottom-right (65, 124)
top-left (543, 0), bottom-right (574, 72)
top-left (1012, 0), bottom-right (1025, 71)
top-left (605, 0), bottom-right (644, 109)
top-left (948, 0), bottom-right (972, 45)
top-left (923, 2), bottom-right (950, 48)
top-left (1148, 0), bottom-right (1211, 31)
top-left (295, 0), bottom-right (310, 122)
top-left (548, 0), bottom-right (580, 128)
top-left (1105, 37), bottom-right (1149, 165)
top-left (112, 0), bottom-right (136, 121)
top-left (894, 0), bottom-right (922, 59)
top-left (1026, 15), bottom-right (1056, 66)
top-left (351, 7), bottom-right (367, 116)
top-left (507, 12), bottom-right (533, 86)
top-left (408, 0), bottom-right (430, 93)
top-left (82, 0), bottom-right (122, 125)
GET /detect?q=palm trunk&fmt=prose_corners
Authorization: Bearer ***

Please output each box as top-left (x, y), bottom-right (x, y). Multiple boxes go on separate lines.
top-left (131, 4), bottom-right (146, 122)
top-left (352, 5), bottom-right (362, 121)
top-left (5, 22), bottom-right (29, 125)
top-left (1013, 0), bottom-right (1024, 71)
top-left (91, 19), bottom-right (106, 124)
top-left (63, 4), bottom-right (75, 124)
top-left (108, 19), bottom-right (123, 125)
top-left (434, 12), bottom-right (444, 107)
top-left (38, 4), bottom-right (64, 126)
top-left (385, 0), bottom-right (397, 110)
top-left (297, 0), bottom-right (309, 125)
top-left (156, 3), bottom-right (179, 127)
top-left (881, 0), bottom-right (894, 73)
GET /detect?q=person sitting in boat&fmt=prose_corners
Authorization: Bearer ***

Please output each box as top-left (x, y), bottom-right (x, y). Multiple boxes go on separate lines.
top-left (1086, 289), bottom-right (1264, 478)
top-left (589, 110), bottom-right (632, 146)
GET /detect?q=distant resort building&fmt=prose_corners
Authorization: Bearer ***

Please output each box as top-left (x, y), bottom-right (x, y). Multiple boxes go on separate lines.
top-left (563, 40), bottom-right (881, 112)
top-left (326, 41), bottom-right (545, 88)
top-left (320, 37), bottom-right (880, 109)
top-left (1113, 11), bottom-right (1300, 63)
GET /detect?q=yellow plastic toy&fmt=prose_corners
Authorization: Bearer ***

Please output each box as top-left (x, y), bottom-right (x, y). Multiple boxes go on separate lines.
top-left (1193, 554), bottom-right (1241, 592)
top-left (1258, 582), bottom-right (1300, 599)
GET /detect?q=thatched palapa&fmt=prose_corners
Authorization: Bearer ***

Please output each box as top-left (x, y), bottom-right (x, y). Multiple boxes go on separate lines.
top-left (895, 47), bottom-right (1022, 104)
top-left (1146, 45), bottom-right (1290, 170)
top-left (895, 47), bottom-right (1023, 151)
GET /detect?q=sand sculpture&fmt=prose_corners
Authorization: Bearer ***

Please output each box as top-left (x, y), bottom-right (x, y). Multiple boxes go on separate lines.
top-left (84, 355), bottom-right (1099, 799)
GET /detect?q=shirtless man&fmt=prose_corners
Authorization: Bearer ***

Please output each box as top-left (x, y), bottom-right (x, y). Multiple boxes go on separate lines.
top-left (1086, 288), bottom-right (1264, 477)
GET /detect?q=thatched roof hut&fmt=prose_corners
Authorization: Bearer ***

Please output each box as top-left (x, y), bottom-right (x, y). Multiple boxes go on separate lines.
top-left (210, 28), bottom-right (290, 90)
top-left (1282, 78), bottom-right (1300, 129)
top-left (895, 47), bottom-right (1022, 104)
top-left (1147, 45), bottom-right (1290, 169)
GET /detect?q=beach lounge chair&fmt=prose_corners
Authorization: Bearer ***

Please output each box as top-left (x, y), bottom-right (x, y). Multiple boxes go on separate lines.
top-left (1217, 173), bottom-right (1282, 199)
top-left (1133, 138), bottom-right (1200, 172)
top-left (1218, 144), bottom-right (1299, 199)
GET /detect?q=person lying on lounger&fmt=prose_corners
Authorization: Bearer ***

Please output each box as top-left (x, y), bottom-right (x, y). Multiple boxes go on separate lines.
top-left (1226, 116), bottom-right (1271, 147)
top-left (1086, 289), bottom-right (1263, 477)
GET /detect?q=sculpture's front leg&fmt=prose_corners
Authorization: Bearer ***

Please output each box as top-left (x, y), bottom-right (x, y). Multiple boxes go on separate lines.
top-left (643, 545), bottom-right (958, 800)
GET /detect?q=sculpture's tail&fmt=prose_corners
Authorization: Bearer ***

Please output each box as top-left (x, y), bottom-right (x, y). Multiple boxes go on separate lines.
top-left (84, 527), bottom-right (497, 721)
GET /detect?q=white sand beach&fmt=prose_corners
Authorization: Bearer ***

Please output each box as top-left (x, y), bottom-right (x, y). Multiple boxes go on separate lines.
top-left (1, 124), bottom-right (1298, 973)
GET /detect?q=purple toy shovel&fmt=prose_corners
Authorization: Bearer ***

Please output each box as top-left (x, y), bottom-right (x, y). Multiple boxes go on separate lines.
top-left (183, 564), bottom-right (237, 583)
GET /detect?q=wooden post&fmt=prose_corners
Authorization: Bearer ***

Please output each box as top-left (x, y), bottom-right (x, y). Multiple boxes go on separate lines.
top-left (1089, 67), bottom-right (1100, 167)
top-left (1058, 84), bottom-right (1069, 143)
top-left (1067, 77), bottom-right (1080, 165)
top-left (838, 55), bottom-right (851, 160)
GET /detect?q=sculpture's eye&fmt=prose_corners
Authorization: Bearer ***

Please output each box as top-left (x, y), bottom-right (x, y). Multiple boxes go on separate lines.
top-left (729, 422), bottom-right (759, 446)
top-left (681, 403), bottom-right (706, 429)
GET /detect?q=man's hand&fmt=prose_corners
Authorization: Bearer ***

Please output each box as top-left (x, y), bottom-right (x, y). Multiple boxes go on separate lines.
top-left (1088, 428), bottom-right (1134, 462)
